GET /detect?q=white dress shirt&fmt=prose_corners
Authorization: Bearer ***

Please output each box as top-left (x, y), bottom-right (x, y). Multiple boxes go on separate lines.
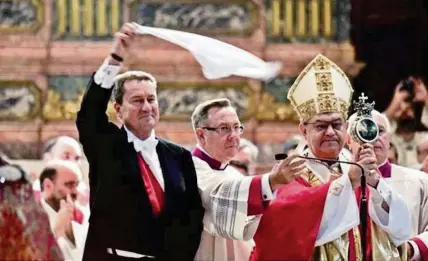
top-left (124, 126), bottom-right (164, 191)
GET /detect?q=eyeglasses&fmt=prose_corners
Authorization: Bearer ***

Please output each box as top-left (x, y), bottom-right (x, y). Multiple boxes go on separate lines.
top-left (202, 125), bottom-right (244, 136)
top-left (305, 121), bottom-right (345, 132)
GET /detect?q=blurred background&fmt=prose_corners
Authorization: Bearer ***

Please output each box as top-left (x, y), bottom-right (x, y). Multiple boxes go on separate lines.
top-left (0, 0), bottom-right (427, 175)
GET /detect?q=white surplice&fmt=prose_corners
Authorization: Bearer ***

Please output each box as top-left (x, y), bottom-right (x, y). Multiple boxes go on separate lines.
top-left (41, 199), bottom-right (88, 261)
top-left (301, 149), bottom-right (412, 247)
top-left (383, 163), bottom-right (428, 260)
top-left (193, 156), bottom-right (262, 261)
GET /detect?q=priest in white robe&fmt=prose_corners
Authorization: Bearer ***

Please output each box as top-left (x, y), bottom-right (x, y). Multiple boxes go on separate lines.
top-left (190, 98), bottom-right (303, 261)
top-left (39, 160), bottom-right (89, 261)
top-left (348, 110), bottom-right (428, 260)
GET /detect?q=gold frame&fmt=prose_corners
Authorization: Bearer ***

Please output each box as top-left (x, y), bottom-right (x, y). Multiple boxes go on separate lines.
top-left (0, 0), bottom-right (44, 32)
top-left (128, 0), bottom-right (259, 35)
top-left (157, 82), bottom-right (257, 120)
top-left (0, 80), bottom-right (41, 120)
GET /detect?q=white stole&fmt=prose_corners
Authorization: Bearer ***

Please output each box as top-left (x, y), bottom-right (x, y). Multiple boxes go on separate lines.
top-left (193, 156), bottom-right (259, 261)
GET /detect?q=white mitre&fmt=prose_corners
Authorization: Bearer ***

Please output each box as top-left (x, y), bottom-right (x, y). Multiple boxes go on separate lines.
top-left (287, 54), bottom-right (354, 122)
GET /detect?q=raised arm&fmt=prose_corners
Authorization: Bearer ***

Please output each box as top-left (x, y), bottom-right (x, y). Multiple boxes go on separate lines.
top-left (76, 23), bottom-right (136, 140)
top-left (75, 23), bottom-right (137, 195)
top-left (76, 61), bottom-right (120, 139)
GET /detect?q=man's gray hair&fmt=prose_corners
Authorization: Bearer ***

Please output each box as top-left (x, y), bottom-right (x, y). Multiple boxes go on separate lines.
top-left (191, 98), bottom-right (232, 130)
top-left (347, 109), bottom-right (391, 134)
top-left (239, 138), bottom-right (259, 162)
top-left (113, 71), bottom-right (157, 104)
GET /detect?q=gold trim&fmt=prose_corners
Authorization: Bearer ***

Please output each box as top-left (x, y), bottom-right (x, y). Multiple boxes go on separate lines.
top-left (128, 0), bottom-right (259, 36)
top-left (315, 72), bottom-right (333, 92)
top-left (0, 0), bottom-right (44, 32)
top-left (96, 0), bottom-right (108, 35)
top-left (338, 99), bottom-right (349, 119)
top-left (323, 0), bottom-right (332, 37)
top-left (353, 227), bottom-right (362, 261)
top-left (83, 0), bottom-right (94, 36)
top-left (55, 0), bottom-right (67, 38)
top-left (311, 0), bottom-right (319, 36)
top-left (111, 0), bottom-right (120, 33)
top-left (297, 0), bottom-right (305, 36)
top-left (317, 93), bottom-right (337, 113)
top-left (284, 0), bottom-right (293, 37)
top-left (296, 99), bottom-right (316, 122)
top-left (0, 80), bottom-right (41, 120)
top-left (287, 55), bottom-right (354, 122)
top-left (314, 55), bottom-right (331, 70)
top-left (42, 89), bottom-right (117, 121)
top-left (271, 0), bottom-right (281, 36)
top-left (70, 0), bottom-right (80, 35)
top-left (157, 82), bottom-right (256, 121)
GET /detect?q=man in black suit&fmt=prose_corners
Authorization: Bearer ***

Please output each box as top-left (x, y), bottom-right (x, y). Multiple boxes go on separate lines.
top-left (76, 23), bottom-right (204, 261)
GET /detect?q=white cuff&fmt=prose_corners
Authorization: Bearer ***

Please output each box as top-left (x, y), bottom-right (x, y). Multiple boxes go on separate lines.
top-left (261, 174), bottom-right (275, 201)
top-left (94, 59), bottom-right (121, 89)
top-left (409, 240), bottom-right (421, 261)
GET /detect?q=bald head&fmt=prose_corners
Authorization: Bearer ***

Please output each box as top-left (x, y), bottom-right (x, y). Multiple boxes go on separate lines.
top-left (40, 160), bottom-right (82, 211)
top-left (43, 136), bottom-right (82, 163)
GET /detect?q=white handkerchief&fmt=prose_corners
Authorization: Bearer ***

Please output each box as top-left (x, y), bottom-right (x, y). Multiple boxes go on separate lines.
top-left (134, 24), bottom-right (282, 81)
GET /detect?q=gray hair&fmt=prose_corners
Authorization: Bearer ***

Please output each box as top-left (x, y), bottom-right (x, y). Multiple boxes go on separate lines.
top-left (113, 71), bottom-right (157, 104)
top-left (347, 110), bottom-right (391, 134)
top-left (239, 138), bottom-right (259, 162)
top-left (191, 98), bottom-right (232, 130)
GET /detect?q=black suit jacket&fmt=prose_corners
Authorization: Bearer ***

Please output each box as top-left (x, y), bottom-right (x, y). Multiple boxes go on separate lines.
top-left (76, 76), bottom-right (204, 261)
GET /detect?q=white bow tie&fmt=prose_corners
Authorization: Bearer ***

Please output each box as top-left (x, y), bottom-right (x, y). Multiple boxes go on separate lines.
top-left (133, 137), bottom-right (158, 155)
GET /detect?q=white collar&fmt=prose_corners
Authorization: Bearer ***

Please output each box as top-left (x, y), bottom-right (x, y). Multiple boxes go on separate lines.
top-left (124, 126), bottom-right (159, 154)
top-left (302, 148), bottom-right (351, 183)
top-left (378, 158), bottom-right (388, 168)
top-left (196, 144), bottom-right (229, 169)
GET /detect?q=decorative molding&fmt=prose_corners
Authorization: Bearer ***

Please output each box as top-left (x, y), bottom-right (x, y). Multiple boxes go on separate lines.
top-left (0, 142), bottom-right (40, 159)
top-left (256, 93), bottom-right (298, 121)
top-left (43, 77), bottom-right (259, 121)
top-left (157, 82), bottom-right (256, 120)
top-left (0, 81), bottom-right (40, 120)
top-left (52, 0), bottom-right (123, 40)
top-left (43, 76), bottom-right (117, 120)
top-left (257, 77), bottom-right (298, 121)
top-left (0, 0), bottom-right (44, 32)
top-left (129, 0), bottom-right (259, 35)
top-left (266, 0), bottom-right (350, 43)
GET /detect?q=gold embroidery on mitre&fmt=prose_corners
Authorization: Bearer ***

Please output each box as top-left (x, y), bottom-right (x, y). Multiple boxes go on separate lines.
top-left (287, 54), bottom-right (354, 122)
top-left (315, 72), bottom-right (333, 92)
top-left (338, 99), bottom-right (350, 119)
top-left (296, 99), bottom-right (316, 122)
top-left (317, 93), bottom-right (337, 113)
top-left (314, 56), bottom-right (331, 70)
